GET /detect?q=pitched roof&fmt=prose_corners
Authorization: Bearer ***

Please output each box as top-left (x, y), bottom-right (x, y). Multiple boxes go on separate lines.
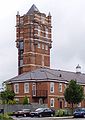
top-left (5, 68), bottom-right (85, 84)
top-left (26, 4), bottom-right (40, 15)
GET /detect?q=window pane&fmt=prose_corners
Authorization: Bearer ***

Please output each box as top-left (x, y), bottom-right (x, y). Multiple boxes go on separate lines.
top-left (24, 83), bottom-right (29, 93)
top-left (50, 82), bottom-right (54, 93)
top-left (14, 84), bottom-right (19, 94)
top-left (19, 41), bottom-right (24, 50)
top-left (59, 83), bottom-right (62, 92)
top-left (50, 98), bottom-right (54, 107)
top-left (42, 44), bottom-right (44, 49)
top-left (46, 45), bottom-right (48, 50)
top-left (38, 43), bottom-right (40, 48)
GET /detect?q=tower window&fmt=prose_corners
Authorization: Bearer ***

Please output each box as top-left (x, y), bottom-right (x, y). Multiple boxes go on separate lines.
top-left (20, 59), bottom-right (23, 67)
top-left (20, 17), bottom-right (23, 24)
top-left (38, 43), bottom-right (40, 48)
top-left (45, 45), bottom-right (48, 50)
top-left (41, 16), bottom-right (45, 24)
top-left (42, 44), bottom-right (44, 49)
top-left (19, 41), bottom-right (24, 50)
top-left (45, 28), bottom-right (48, 38)
top-left (19, 50), bottom-right (23, 59)
top-left (38, 26), bottom-right (41, 36)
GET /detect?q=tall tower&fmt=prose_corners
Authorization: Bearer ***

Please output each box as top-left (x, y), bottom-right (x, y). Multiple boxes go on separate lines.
top-left (16, 4), bottom-right (52, 75)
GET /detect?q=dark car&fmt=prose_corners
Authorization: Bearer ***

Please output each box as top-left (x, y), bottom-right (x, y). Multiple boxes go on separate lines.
top-left (14, 109), bottom-right (31, 117)
top-left (30, 108), bottom-right (55, 117)
top-left (73, 108), bottom-right (85, 118)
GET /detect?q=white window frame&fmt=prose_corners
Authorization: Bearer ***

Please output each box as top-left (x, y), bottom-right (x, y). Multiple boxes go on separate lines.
top-left (14, 84), bottom-right (19, 94)
top-left (59, 83), bottom-right (62, 92)
top-left (50, 98), bottom-right (54, 107)
top-left (24, 83), bottom-right (29, 93)
top-left (50, 82), bottom-right (54, 93)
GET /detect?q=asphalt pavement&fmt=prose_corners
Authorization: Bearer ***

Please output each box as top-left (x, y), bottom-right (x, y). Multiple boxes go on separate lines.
top-left (11, 116), bottom-right (74, 120)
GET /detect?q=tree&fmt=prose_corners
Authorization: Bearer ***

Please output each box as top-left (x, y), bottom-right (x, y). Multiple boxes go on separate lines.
top-left (0, 89), bottom-right (15, 104)
top-left (64, 80), bottom-right (84, 110)
top-left (23, 96), bottom-right (28, 105)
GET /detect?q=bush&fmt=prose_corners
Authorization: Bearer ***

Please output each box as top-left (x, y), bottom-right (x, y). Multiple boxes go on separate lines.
top-left (55, 109), bottom-right (72, 117)
top-left (23, 96), bottom-right (29, 105)
top-left (0, 113), bottom-right (13, 120)
top-left (7, 112), bottom-right (14, 116)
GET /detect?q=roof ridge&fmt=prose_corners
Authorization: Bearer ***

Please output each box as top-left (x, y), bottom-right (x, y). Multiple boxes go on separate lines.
top-left (26, 4), bottom-right (40, 15)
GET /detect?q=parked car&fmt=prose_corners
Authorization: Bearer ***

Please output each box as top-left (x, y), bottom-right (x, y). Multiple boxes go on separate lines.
top-left (14, 109), bottom-right (31, 117)
top-left (30, 108), bottom-right (55, 117)
top-left (73, 108), bottom-right (85, 118)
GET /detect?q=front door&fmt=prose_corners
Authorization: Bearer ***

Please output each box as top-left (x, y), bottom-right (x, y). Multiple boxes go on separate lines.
top-left (39, 98), bottom-right (43, 104)
top-left (60, 101), bottom-right (62, 109)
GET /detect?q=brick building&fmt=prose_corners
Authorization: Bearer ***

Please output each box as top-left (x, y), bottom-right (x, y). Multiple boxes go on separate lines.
top-left (5, 66), bottom-right (85, 109)
top-left (16, 4), bottom-right (52, 75)
top-left (4, 5), bottom-right (85, 109)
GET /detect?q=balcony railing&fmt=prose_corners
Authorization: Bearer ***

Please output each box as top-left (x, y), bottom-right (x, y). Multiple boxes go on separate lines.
top-left (32, 90), bottom-right (47, 98)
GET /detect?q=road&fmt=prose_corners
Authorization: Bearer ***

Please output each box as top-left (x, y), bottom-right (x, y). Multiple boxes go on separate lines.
top-left (12, 116), bottom-right (85, 120)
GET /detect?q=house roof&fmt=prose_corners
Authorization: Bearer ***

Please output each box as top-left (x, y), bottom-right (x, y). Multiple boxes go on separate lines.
top-left (4, 67), bottom-right (85, 84)
top-left (26, 4), bottom-right (40, 15)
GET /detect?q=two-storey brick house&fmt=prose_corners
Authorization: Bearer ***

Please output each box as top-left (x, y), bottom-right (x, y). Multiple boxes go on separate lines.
top-left (5, 65), bottom-right (85, 109)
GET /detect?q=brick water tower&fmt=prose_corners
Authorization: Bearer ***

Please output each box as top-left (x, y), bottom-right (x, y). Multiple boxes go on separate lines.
top-left (16, 4), bottom-right (52, 74)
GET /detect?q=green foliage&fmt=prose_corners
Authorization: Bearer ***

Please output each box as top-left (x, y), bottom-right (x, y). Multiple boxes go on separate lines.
top-left (23, 96), bottom-right (29, 105)
top-left (0, 89), bottom-right (15, 104)
top-left (0, 113), bottom-right (13, 120)
top-left (64, 80), bottom-right (84, 108)
top-left (55, 109), bottom-right (64, 117)
top-left (55, 109), bottom-right (71, 117)
top-left (7, 100), bottom-right (16, 104)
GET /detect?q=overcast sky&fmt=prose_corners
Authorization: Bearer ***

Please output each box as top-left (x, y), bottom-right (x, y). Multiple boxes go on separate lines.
top-left (0, 0), bottom-right (85, 86)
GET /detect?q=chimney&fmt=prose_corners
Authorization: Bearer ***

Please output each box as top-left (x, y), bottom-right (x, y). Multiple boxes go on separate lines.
top-left (76, 64), bottom-right (81, 73)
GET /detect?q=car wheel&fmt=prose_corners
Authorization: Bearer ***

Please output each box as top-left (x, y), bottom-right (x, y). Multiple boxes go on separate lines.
top-left (51, 113), bottom-right (53, 117)
top-left (39, 114), bottom-right (42, 117)
top-left (83, 114), bottom-right (85, 118)
top-left (23, 114), bottom-right (26, 117)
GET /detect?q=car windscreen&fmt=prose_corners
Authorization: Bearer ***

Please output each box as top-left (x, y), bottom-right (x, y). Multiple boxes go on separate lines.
top-left (35, 108), bottom-right (45, 112)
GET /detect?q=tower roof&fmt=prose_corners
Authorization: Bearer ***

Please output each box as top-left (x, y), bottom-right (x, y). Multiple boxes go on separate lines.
top-left (48, 12), bottom-right (51, 17)
top-left (26, 4), bottom-right (40, 15)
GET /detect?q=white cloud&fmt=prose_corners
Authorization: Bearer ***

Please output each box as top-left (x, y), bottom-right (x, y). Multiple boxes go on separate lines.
top-left (0, 0), bottom-right (85, 86)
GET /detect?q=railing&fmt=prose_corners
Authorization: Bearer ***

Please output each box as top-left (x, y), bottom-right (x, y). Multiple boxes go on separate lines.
top-left (32, 90), bottom-right (47, 98)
